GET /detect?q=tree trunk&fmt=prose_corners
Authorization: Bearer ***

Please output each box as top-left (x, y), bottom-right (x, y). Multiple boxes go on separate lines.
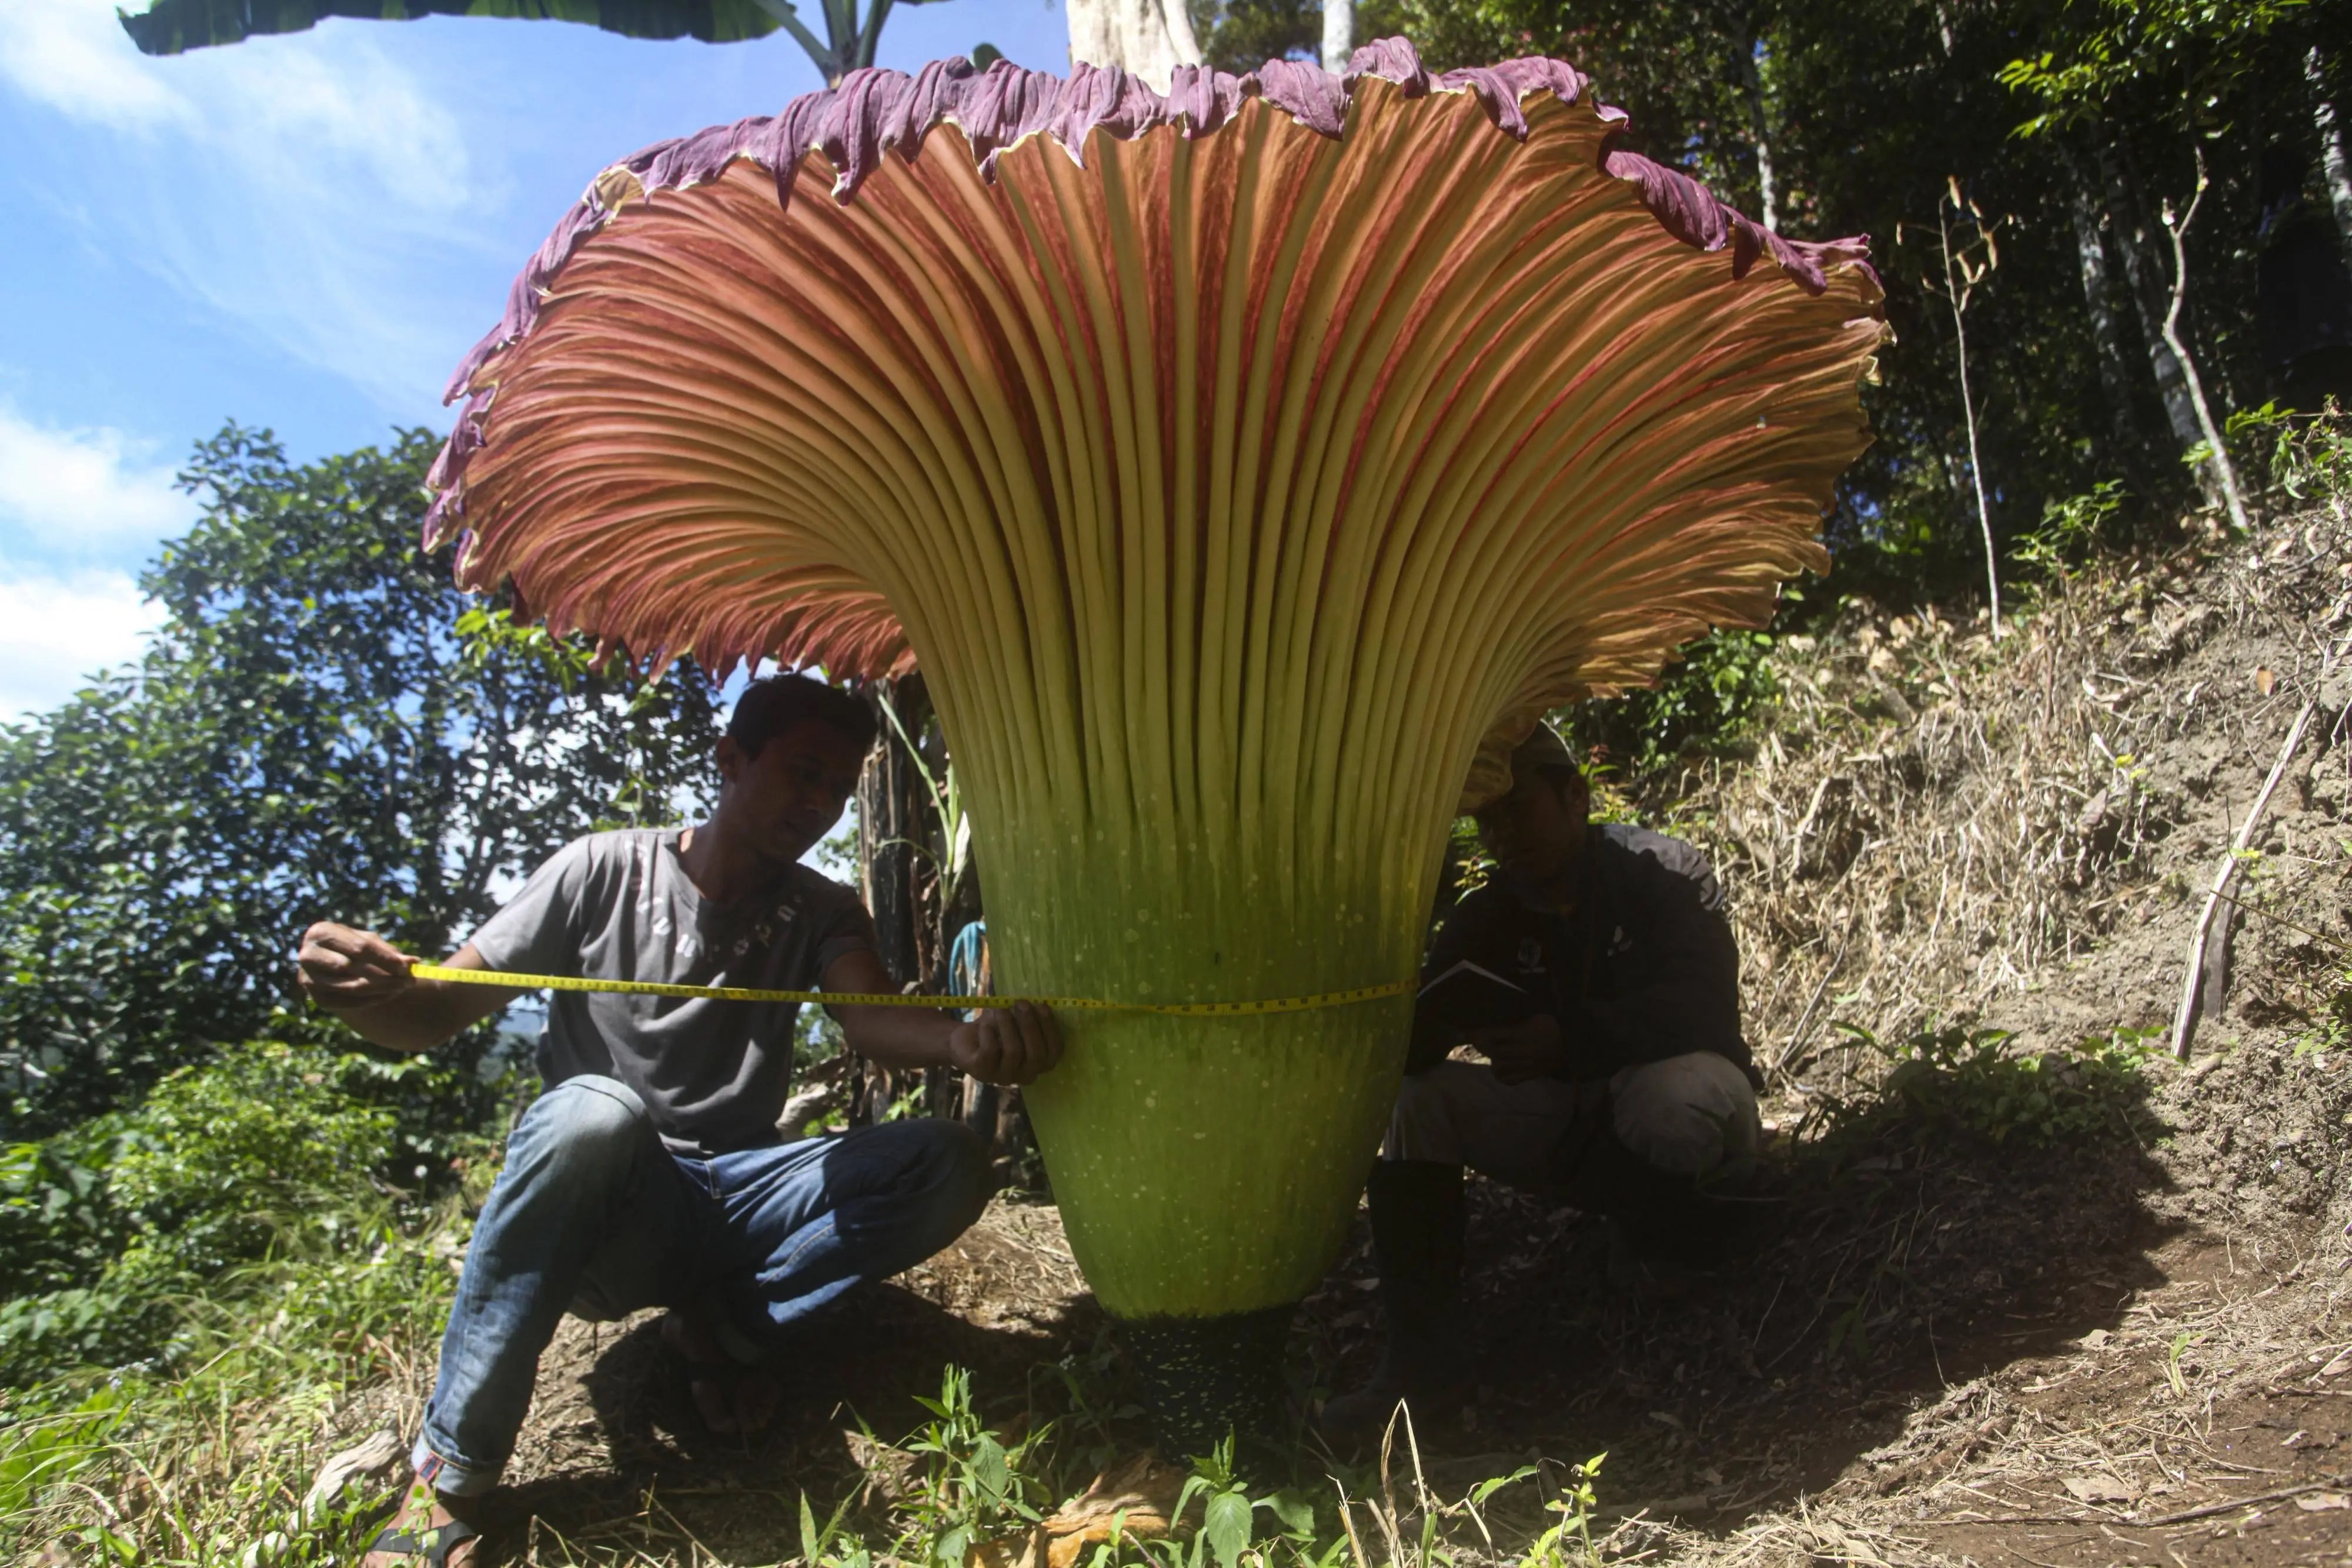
top-left (1321, 0), bottom-right (1353, 72)
top-left (2062, 147), bottom-right (2143, 463)
top-left (1736, 39), bottom-right (1779, 230)
top-left (2311, 46), bottom-right (2352, 259)
top-left (2100, 143), bottom-right (2225, 510)
top-left (856, 674), bottom-right (931, 989)
top-left (851, 673), bottom-right (937, 1123)
top-left (1066, 0), bottom-right (1202, 91)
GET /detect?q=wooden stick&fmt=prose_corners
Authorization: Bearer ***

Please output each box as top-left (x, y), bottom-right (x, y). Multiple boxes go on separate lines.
top-left (2127, 1473), bottom-right (2350, 1527)
top-left (1915, 1472), bottom-right (2352, 1529)
top-left (2172, 641), bottom-right (2343, 1059)
top-left (1770, 934), bottom-right (1849, 1076)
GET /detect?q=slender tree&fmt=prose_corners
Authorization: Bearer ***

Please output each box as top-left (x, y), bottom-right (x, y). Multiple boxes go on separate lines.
top-left (1735, 30), bottom-right (1779, 230)
top-left (2158, 152), bottom-right (2254, 533)
top-left (2100, 144), bottom-right (2226, 508)
top-left (1916, 178), bottom-right (2006, 636)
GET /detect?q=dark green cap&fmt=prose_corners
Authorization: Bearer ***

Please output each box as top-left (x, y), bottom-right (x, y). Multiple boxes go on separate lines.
top-left (1509, 723), bottom-right (1579, 778)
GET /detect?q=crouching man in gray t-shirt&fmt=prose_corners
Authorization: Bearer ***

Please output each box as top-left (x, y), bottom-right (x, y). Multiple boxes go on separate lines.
top-left (296, 674), bottom-right (1061, 1568)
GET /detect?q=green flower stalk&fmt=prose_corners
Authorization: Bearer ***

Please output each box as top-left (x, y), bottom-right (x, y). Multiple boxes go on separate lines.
top-left (426, 43), bottom-right (1884, 1445)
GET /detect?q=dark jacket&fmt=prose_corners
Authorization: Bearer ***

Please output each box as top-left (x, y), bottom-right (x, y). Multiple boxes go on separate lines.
top-left (1408, 823), bottom-right (1750, 1082)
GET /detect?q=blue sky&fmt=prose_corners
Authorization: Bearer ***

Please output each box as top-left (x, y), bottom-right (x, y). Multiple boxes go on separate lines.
top-left (0, 0), bottom-right (1075, 718)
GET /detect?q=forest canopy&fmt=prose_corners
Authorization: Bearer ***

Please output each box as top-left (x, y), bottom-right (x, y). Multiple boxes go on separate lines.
top-left (1188, 0), bottom-right (2352, 616)
top-left (0, 429), bottom-right (722, 1140)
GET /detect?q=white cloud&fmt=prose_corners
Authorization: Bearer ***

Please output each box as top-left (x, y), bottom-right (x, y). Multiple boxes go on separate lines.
top-left (0, 407), bottom-right (198, 548)
top-left (0, 570), bottom-right (163, 720)
top-left (1, 0), bottom-right (491, 414)
top-left (0, 400), bottom-right (176, 721)
top-left (0, 0), bottom-right (192, 129)
top-left (180, 18), bottom-right (475, 221)
top-left (0, 2), bottom-right (467, 196)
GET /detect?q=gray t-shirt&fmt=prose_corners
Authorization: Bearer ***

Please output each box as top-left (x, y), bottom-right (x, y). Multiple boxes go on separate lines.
top-left (467, 828), bottom-right (878, 1157)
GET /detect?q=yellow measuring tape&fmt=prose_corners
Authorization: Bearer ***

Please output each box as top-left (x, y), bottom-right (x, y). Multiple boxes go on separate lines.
top-left (408, 962), bottom-right (1410, 1018)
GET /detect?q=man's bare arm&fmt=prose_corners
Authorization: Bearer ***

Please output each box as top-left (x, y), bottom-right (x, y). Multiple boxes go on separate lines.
top-left (295, 925), bottom-right (522, 1053)
top-left (821, 948), bottom-right (1063, 1087)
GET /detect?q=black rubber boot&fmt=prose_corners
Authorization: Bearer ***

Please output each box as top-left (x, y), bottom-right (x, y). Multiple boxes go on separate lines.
top-left (1318, 1161), bottom-right (1469, 1451)
top-left (1554, 1119), bottom-right (1750, 1289)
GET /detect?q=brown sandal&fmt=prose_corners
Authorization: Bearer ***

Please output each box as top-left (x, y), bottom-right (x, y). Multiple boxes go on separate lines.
top-left (363, 1483), bottom-right (481, 1568)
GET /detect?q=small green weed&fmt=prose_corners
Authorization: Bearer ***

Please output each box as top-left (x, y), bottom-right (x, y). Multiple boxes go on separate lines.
top-left (2165, 1330), bottom-right (2200, 1399)
top-left (2302, 997), bottom-right (2352, 1061)
top-left (790, 1370), bottom-right (1601, 1568)
top-left (801, 1487), bottom-right (880, 1568)
top-left (1513, 1455), bottom-right (1603, 1568)
top-left (2013, 479), bottom-right (2126, 584)
top-left (1187, 1437), bottom-right (1322, 1568)
top-left (901, 1365), bottom-right (1057, 1564)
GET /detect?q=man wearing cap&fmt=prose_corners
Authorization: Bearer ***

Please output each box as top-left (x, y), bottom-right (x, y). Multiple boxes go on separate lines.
top-left (1323, 724), bottom-right (1759, 1442)
top-left (295, 673), bottom-right (1063, 1567)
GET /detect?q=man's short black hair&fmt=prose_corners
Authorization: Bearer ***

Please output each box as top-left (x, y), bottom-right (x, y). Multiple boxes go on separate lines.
top-left (727, 673), bottom-right (879, 760)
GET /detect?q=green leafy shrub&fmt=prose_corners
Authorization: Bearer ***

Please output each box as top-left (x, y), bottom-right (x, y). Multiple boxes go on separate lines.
top-left (901, 1365), bottom-right (1056, 1564)
top-left (2263, 403), bottom-right (2352, 504)
top-left (1566, 627), bottom-right (1782, 773)
top-left (0, 1279), bottom-right (182, 1390)
top-left (2012, 480), bottom-right (2127, 584)
top-left (0, 1042), bottom-right (472, 1553)
top-left (1829, 1022), bottom-right (2163, 1147)
top-left (0, 1043), bottom-right (402, 1387)
top-left (0, 1196), bottom-right (466, 1560)
top-left (104, 1042), bottom-right (396, 1275)
top-left (0, 1139), bottom-right (119, 1296)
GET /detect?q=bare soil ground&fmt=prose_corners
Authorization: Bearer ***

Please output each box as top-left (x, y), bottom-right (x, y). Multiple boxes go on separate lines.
top-left (343, 503), bottom-right (2352, 1567)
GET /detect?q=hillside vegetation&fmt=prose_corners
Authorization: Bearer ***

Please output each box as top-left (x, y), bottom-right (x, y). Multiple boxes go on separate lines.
top-left (9, 0), bottom-right (2352, 1553)
top-left (6, 420), bottom-right (2350, 1566)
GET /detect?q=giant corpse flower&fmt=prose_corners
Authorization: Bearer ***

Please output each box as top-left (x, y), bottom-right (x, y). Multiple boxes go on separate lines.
top-left (428, 41), bottom-right (1883, 1446)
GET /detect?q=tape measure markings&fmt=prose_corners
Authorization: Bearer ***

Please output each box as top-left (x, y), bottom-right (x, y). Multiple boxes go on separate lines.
top-left (409, 962), bottom-right (1409, 1017)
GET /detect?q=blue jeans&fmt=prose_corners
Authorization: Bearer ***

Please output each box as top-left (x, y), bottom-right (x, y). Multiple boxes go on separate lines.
top-left (413, 1075), bottom-right (990, 1496)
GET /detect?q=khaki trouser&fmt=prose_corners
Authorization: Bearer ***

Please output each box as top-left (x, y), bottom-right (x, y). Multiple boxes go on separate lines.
top-left (1382, 1054), bottom-right (1760, 1188)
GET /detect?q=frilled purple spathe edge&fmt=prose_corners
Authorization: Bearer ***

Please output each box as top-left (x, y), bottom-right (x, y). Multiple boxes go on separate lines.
top-left (424, 37), bottom-right (1873, 543)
